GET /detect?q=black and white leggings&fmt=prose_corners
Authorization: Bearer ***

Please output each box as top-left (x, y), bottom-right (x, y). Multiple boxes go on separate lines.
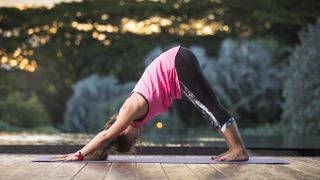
top-left (175, 47), bottom-right (235, 132)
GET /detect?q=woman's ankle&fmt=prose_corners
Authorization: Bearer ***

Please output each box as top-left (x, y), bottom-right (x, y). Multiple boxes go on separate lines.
top-left (232, 145), bottom-right (247, 152)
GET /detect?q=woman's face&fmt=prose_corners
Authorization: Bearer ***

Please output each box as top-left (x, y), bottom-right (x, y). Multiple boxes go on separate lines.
top-left (121, 125), bottom-right (141, 143)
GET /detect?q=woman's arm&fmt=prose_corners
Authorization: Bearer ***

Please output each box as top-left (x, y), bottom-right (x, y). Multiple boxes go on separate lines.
top-left (53, 109), bottom-right (135, 161)
top-left (53, 94), bottom-right (146, 161)
top-left (79, 109), bottom-right (134, 157)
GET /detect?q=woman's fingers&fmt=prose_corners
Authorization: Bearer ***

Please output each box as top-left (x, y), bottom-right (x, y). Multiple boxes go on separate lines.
top-left (52, 154), bottom-right (69, 159)
top-left (53, 155), bottom-right (67, 159)
top-left (51, 156), bottom-right (67, 161)
top-left (52, 157), bottom-right (66, 161)
top-left (52, 153), bottom-right (80, 161)
top-left (52, 153), bottom-right (74, 161)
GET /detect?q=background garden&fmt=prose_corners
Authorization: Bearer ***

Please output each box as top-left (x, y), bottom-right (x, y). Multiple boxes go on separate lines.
top-left (0, 0), bottom-right (319, 148)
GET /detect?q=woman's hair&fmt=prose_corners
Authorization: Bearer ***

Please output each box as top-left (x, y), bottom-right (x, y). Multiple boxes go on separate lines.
top-left (84, 114), bottom-right (139, 160)
top-left (104, 114), bottom-right (138, 153)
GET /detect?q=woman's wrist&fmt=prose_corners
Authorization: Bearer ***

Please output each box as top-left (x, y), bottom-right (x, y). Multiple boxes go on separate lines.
top-left (75, 151), bottom-right (84, 161)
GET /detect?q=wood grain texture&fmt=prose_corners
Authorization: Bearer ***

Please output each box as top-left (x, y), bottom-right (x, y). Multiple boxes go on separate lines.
top-left (136, 163), bottom-right (168, 180)
top-left (8, 162), bottom-right (61, 180)
top-left (0, 154), bottom-right (36, 178)
top-left (161, 163), bottom-right (199, 180)
top-left (270, 163), bottom-right (318, 179)
top-left (284, 158), bottom-right (320, 178)
top-left (1, 154), bottom-right (320, 180)
top-left (211, 164), bottom-right (266, 180)
top-left (288, 157), bottom-right (320, 169)
top-left (73, 163), bottom-right (111, 180)
top-left (313, 157), bottom-right (320, 161)
top-left (44, 162), bottom-right (86, 180)
top-left (186, 164), bottom-right (228, 179)
top-left (104, 163), bottom-right (137, 180)
top-left (307, 157), bottom-right (320, 163)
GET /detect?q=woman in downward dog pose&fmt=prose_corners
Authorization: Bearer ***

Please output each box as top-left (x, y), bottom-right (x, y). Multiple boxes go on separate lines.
top-left (54, 46), bottom-right (249, 162)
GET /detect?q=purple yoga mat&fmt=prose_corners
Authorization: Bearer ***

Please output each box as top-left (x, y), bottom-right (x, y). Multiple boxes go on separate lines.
top-left (32, 155), bottom-right (288, 164)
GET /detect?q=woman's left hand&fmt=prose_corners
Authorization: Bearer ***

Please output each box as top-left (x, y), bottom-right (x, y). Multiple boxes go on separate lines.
top-left (52, 153), bottom-right (79, 161)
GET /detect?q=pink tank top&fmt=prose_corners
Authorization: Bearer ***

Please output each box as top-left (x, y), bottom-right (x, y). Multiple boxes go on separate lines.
top-left (131, 46), bottom-right (182, 127)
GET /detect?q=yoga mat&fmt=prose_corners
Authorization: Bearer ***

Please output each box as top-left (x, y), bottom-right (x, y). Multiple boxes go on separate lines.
top-left (32, 155), bottom-right (288, 164)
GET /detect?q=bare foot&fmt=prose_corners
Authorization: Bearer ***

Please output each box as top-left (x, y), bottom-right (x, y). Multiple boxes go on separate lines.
top-left (211, 149), bottom-right (231, 160)
top-left (214, 148), bottom-right (249, 162)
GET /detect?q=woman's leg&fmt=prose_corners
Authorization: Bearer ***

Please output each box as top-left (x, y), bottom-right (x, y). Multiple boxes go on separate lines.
top-left (175, 47), bottom-right (248, 161)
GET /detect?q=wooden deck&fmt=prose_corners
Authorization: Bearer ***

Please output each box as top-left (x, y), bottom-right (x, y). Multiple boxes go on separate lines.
top-left (0, 154), bottom-right (319, 180)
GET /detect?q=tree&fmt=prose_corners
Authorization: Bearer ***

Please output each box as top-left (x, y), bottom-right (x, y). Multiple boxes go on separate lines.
top-left (282, 19), bottom-right (320, 135)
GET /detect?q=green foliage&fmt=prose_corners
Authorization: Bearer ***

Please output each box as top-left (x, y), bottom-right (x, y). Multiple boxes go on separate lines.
top-left (242, 122), bottom-right (286, 137)
top-left (0, 92), bottom-right (51, 128)
top-left (282, 19), bottom-right (320, 135)
top-left (0, 0), bottom-right (320, 131)
top-left (244, 20), bottom-right (320, 137)
top-left (0, 121), bottom-right (17, 131)
top-left (0, 121), bottom-right (29, 132)
top-left (31, 125), bottom-right (60, 133)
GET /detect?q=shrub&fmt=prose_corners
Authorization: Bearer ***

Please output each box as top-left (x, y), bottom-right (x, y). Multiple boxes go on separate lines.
top-left (282, 20), bottom-right (320, 135)
top-left (31, 125), bottom-right (60, 133)
top-left (0, 92), bottom-right (51, 128)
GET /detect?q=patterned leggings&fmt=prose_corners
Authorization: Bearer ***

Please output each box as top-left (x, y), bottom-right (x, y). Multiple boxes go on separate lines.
top-left (175, 47), bottom-right (235, 132)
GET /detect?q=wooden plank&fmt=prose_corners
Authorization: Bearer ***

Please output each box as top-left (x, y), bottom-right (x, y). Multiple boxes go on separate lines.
top-left (186, 164), bottom-right (228, 179)
top-left (307, 157), bottom-right (320, 162)
top-left (73, 163), bottom-right (111, 180)
top-left (211, 164), bottom-right (267, 180)
top-left (255, 165), bottom-right (295, 180)
top-left (0, 159), bottom-right (31, 177)
top-left (0, 154), bottom-right (36, 177)
top-left (44, 162), bottom-right (86, 180)
top-left (0, 154), bottom-right (15, 161)
top-left (136, 163), bottom-right (168, 180)
top-left (161, 163), bottom-right (199, 180)
top-left (1, 154), bottom-right (320, 180)
top-left (288, 157), bottom-right (320, 169)
top-left (283, 158), bottom-right (320, 178)
top-left (237, 164), bottom-right (295, 180)
top-left (307, 157), bottom-right (320, 163)
top-left (8, 162), bottom-right (62, 180)
top-left (271, 164), bottom-right (318, 179)
top-left (104, 163), bottom-right (137, 180)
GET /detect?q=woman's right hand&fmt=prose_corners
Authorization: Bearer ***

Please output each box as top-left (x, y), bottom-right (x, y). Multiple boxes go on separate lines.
top-left (52, 153), bottom-right (79, 161)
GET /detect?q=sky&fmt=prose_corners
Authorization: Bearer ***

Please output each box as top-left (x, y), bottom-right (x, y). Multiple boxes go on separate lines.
top-left (0, 0), bottom-right (82, 8)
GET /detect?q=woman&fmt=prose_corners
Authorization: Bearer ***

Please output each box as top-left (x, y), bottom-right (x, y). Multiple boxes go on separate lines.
top-left (54, 46), bottom-right (249, 162)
